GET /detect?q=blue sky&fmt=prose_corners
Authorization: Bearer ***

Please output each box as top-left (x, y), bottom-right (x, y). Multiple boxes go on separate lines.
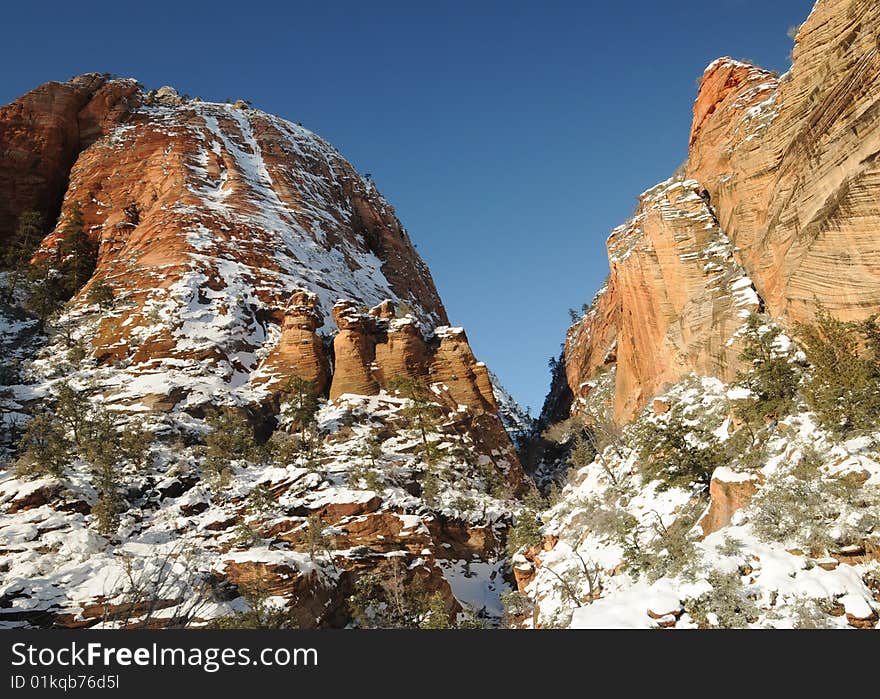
top-left (1, 0), bottom-right (813, 413)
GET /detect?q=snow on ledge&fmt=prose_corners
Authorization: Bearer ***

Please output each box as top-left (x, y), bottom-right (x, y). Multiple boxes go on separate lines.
top-left (712, 466), bottom-right (759, 483)
top-left (434, 325), bottom-right (465, 339)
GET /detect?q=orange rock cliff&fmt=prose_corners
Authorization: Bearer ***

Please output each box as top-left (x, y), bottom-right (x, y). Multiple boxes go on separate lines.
top-left (0, 76), bottom-right (506, 421)
top-left (546, 0), bottom-right (880, 425)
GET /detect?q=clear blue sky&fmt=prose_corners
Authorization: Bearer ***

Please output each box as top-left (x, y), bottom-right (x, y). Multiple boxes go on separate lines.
top-left (2, 0), bottom-right (813, 414)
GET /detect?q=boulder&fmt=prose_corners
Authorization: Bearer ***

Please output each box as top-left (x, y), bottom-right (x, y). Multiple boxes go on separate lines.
top-left (699, 467), bottom-right (760, 537)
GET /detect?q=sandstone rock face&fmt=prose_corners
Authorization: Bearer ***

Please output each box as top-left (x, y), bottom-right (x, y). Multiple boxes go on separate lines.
top-left (329, 300), bottom-right (382, 400)
top-left (688, 0), bottom-right (880, 326)
top-left (558, 178), bottom-right (760, 422)
top-left (563, 277), bottom-right (618, 407)
top-left (0, 73), bottom-right (139, 247)
top-left (607, 180), bottom-right (760, 421)
top-left (549, 0), bottom-right (880, 423)
top-left (430, 326), bottom-right (498, 413)
top-left (2, 80), bottom-right (459, 407)
top-left (373, 315), bottom-right (430, 385)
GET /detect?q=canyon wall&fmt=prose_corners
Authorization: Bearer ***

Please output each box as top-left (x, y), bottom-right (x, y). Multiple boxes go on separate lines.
top-left (550, 0), bottom-right (880, 424)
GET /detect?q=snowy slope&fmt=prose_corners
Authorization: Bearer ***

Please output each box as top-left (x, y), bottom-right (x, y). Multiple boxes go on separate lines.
top-left (514, 377), bottom-right (880, 629)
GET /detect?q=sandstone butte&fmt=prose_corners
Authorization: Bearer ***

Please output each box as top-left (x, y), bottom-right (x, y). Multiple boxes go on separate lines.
top-left (547, 0), bottom-right (880, 425)
top-left (0, 75), bottom-right (527, 629)
top-left (0, 75), bottom-right (503, 422)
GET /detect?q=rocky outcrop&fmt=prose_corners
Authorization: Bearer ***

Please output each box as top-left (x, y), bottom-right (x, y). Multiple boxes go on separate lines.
top-left (0, 71), bottom-right (521, 437)
top-left (430, 327), bottom-right (497, 413)
top-left (547, 0), bottom-right (880, 424)
top-left (0, 73), bottom-right (139, 247)
top-left (255, 290), bottom-right (330, 394)
top-left (373, 317), bottom-right (430, 385)
top-left (557, 178), bottom-right (761, 422)
top-left (3, 83), bottom-right (450, 408)
top-left (327, 300), bottom-right (498, 413)
top-left (699, 468), bottom-right (761, 537)
top-left (3, 78), bottom-right (512, 427)
top-left (329, 301), bottom-right (382, 400)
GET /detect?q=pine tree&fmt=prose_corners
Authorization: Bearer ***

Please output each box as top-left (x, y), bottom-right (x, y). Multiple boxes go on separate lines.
top-left (506, 508), bottom-right (543, 556)
top-left (14, 387), bottom-right (142, 531)
top-left (282, 376), bottom-right (320, 442)
top-left (80, 406), bottom-right (128, 537)
top-left (733, 313), bottom-right (799, 425)
top-left (632, 402), bottom-right (724, 490)
top-left (796, 307), bottom-right (880, 435)
top-left (347, 560), bottom-right (431, 628)
top-left (361, 432), bottom-right (383, 468)
top-left (53, 381), bottom-right (91, 446)
top-left (304, 513), bottom-right (328, 561)
top-left (90, 458), bottom-right (124, 537)
top-left (14, 412), bottom-right (73, 479)
top-left (2, 210), bottom-right (43, 301)
top-left (24, 254), bottom-right (65, 328)
top-left (420, 593), bottom-right (453, 629)
top-left (568, 434), bottom-right (595, 471)
top-left (57, 203), bottom-right (97, 297)
top-left (246, 483), bottom-right (276, 515)
top-left (210, 578), bottom-right (298, 629)
top-left (390, 376), bottom-right (442, 464)
top-left (87, 279), bottom-right (115, 309)
top-left (203, 407), bottom-right (256, 488)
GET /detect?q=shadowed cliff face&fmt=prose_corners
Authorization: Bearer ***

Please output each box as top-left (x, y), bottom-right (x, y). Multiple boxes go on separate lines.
top-left (548, 0), bottom-right (880, 425)
top-left (0, 73), bottom-right (140, 248)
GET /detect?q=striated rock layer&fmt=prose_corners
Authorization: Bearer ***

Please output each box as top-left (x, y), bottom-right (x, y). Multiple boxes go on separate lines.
top-left (548, 0), bottom-right (880, 424)
top-left (688, 0), bottom-right (880, 325)
top-left (0, 77), bottom-right (495, 413)
top-left (253, 289), bottom-right (331, 395)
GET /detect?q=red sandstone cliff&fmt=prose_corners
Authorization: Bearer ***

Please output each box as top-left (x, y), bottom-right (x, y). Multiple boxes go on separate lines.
top-left (0, 76), bottom-right (528, 630)
top-left (0, 77), bottom-right (514, 418)
top-left (0, 74), bottom-right (139, 248)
